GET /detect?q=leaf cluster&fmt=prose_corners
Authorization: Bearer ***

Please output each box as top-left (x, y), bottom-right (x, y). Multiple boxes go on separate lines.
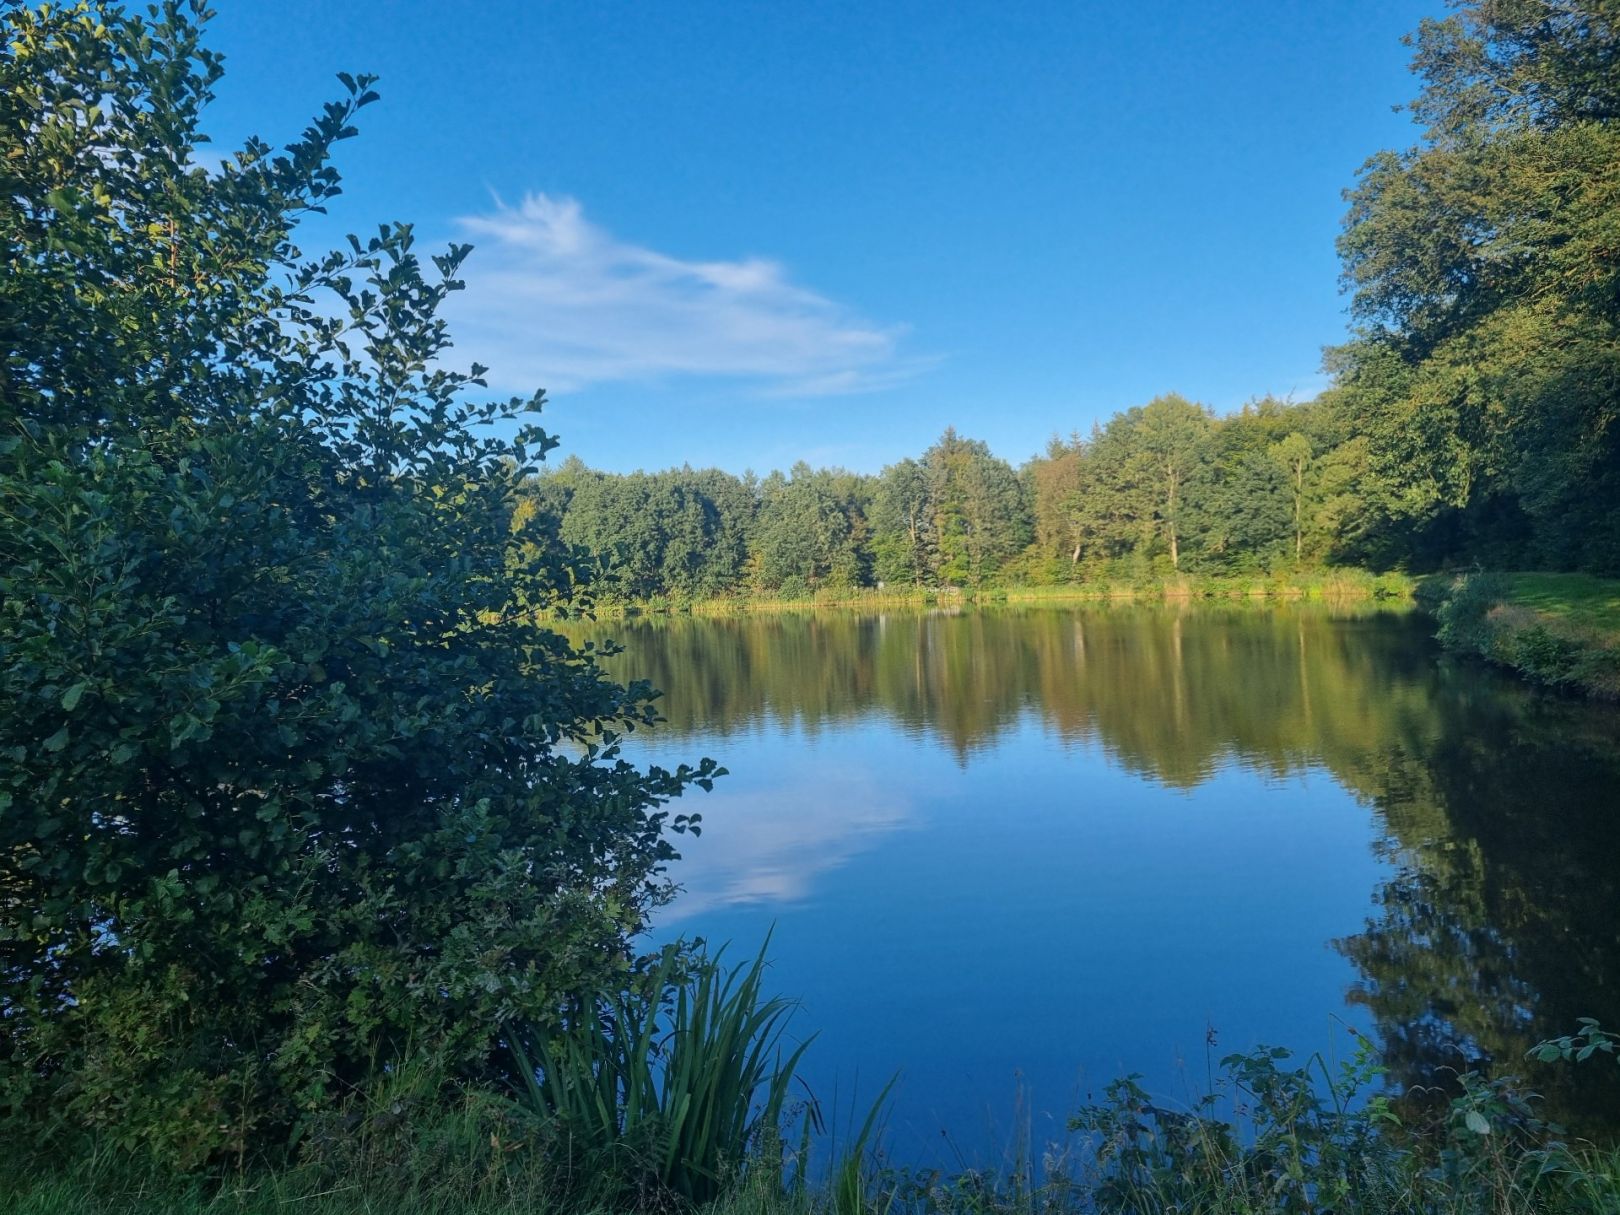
top-left (0, 0), bottom-right (714, 1167)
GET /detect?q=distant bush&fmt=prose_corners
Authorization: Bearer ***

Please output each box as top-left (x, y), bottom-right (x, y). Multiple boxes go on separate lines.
top-left (1433, 571), bottom-right (1513, 653)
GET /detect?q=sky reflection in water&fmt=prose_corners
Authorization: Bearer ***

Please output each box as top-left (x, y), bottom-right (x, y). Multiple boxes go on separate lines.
top-left (564, 605), bottom-right (1620, 1157)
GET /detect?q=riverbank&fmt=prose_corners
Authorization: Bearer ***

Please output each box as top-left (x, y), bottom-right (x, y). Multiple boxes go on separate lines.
top-left (1417, 572), bottom-right (1620, 699)
top-left (11, 1038), bottom-right (1620, 1215)
top-left (578, 568), bottom-right (1414, 618)
top-left (13, 952), bottom-right (1617, 1214)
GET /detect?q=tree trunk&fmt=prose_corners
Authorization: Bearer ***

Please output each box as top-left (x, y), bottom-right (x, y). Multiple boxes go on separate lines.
top-left (1166, 462), bottom-right (1180, 571)
top-left (1293, 464), bottom-right (1304, 561)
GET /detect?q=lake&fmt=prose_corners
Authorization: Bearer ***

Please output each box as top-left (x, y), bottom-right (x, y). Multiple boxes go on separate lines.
top-left (564, 603), bottom-right (1620, 1160)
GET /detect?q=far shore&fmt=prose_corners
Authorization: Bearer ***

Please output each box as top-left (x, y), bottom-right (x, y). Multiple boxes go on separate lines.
top-left (553, 569), bottom-right (1417, 619)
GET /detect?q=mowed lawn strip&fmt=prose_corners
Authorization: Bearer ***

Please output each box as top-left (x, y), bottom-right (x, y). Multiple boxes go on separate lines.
top-left (1504, 573), bottom-right (1620, 640)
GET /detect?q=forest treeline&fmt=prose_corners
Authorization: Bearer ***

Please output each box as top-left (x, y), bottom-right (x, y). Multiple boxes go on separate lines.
top-left (528, 0), bottom-right (1620, 600)
top-left (525, 395), bottom-right (1376, 600)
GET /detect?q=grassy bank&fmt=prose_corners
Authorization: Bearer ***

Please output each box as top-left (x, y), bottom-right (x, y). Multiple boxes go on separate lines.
top-left (575, 569), bottom-right (1414, 618)
top-left (10, 947), bottom-right (1618, 1214)
top-left (1418, 571), bottom-right (1620, 698)
top-left (10, 1053), bottom-right (1620, 1215)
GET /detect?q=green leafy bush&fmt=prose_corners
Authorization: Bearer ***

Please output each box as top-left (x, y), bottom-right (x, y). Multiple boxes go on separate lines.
top-left (0, 0), bottom-right (715, 1167)
top-left (1432, 571), bottom-right (1512, 655)
top-left (1511, 625), bottom-right (1585, 687)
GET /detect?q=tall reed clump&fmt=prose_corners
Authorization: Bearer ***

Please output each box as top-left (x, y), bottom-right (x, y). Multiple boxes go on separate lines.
top-left (509, 939), bottom-right (817, 1206)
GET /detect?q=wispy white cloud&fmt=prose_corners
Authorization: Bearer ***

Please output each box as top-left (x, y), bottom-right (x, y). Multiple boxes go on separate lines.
top-left (446, 193), bottom-right (928, 396)
top-left (1264, 373), bottom-right (1334, 404)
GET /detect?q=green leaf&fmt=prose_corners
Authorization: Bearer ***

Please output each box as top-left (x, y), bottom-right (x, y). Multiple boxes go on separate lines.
top-left (1465, 1109), bottom-right (1491, 1136)
top-left (61, 681), bottom-right (88, 711)
top-left (42, 726), bottom-right (69, 753)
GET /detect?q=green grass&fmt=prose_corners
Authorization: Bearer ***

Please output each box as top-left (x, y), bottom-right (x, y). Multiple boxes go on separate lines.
top-left (1422, 570), bottom-right (1620, 698)
top-left (11, 1099), bottom-right (1619, 1215)
top-left (565, 569), bottom-right (1414, 619)
top-left (1501, 572), bottom-right (1620, 638)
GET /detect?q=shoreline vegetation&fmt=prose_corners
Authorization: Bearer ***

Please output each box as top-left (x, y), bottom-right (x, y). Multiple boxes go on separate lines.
top-left (566, 568), bottom-right (1418, 618)
top-left (1420, 572), bottom-right (1620, 700)
top-left (571, 569), bottom-right (1620, 708)
top-left (7, 966), bottom-right (1620, 1214)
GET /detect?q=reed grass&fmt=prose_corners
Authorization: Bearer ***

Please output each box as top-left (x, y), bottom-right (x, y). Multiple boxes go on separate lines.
top-left (558, 569), bottom-right (1414, 620)
top-left (509, 938), bottom-right (818, 1206)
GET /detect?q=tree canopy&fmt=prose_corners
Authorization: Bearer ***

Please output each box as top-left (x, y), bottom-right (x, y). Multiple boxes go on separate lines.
top-left (1332, 0), bottom-right (1620, 571)
top-left (0, 0), bottom-right (713, 1165)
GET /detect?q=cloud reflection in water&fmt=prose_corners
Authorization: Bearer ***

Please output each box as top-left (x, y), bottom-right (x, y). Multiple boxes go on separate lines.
top-left (657, 757), bottom-right (914, 924)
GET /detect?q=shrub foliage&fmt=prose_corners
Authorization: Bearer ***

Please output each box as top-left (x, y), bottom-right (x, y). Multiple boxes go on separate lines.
top-left (0, 0), bottom-right (714, 1166)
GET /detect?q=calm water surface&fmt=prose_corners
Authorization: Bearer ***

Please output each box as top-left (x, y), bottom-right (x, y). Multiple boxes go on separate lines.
top-left (566, 605), bottom-right (1620, 1157)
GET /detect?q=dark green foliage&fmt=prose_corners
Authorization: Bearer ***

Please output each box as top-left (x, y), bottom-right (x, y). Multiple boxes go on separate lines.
top-left (1184, 406), bottom-right (1295, 572)
top-left (920, 429), bottom-right (1029, 588)
top-left (538, 401), bottom-right (1387, 603)
top-left (0, 0), bottom-right (714, 1166)
top-left (1433, 570), bottom-right (1514, 653)
top-left (857, 1034), bottom-right (1620, 1214)
top-left (1054, 1039), bottom-right (1614, 1215)
top-left (752, 464), bottom-right (870, 595)
top-left (1022, 397), bottom-right (1351, 578)
top-left (1332, 0), bottom-right (1620, 573)
top-left (869, 458), bottom-right (937, 588)
top-left (1534, 1020), bottom-right (1620, 1069)
top-left (13, 1026), bottom-right (1620, 1213)
top-left (532, 458), bottom-right (756, 602)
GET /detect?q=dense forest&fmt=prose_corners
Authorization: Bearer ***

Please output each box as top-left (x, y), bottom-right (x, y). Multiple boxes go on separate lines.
top-left (527, 397), bottom-right (1362, 597)
top-left (527, 3), bottom-right (1620, 599)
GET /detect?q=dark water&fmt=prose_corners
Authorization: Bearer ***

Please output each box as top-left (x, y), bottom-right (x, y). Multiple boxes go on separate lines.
top-left (564, 604), bottom-right (1620, 1157)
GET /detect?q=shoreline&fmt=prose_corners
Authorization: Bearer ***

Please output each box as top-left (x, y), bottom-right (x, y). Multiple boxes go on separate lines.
top-left (564, 569), bottom-right (1416, 618)
top-left (1417, 572), bottom-right (1620, 699)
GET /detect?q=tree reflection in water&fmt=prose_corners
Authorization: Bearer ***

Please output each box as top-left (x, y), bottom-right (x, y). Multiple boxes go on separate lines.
top-left (563, 604), bottom-right (1620, 1133)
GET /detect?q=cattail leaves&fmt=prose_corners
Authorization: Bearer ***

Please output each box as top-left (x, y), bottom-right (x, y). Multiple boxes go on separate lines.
top-left (509, 937), bottom-right (816, 1204)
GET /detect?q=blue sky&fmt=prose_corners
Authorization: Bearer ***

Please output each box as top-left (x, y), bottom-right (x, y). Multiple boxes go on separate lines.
top-left (204, 0), bottom-right (1440, 475)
